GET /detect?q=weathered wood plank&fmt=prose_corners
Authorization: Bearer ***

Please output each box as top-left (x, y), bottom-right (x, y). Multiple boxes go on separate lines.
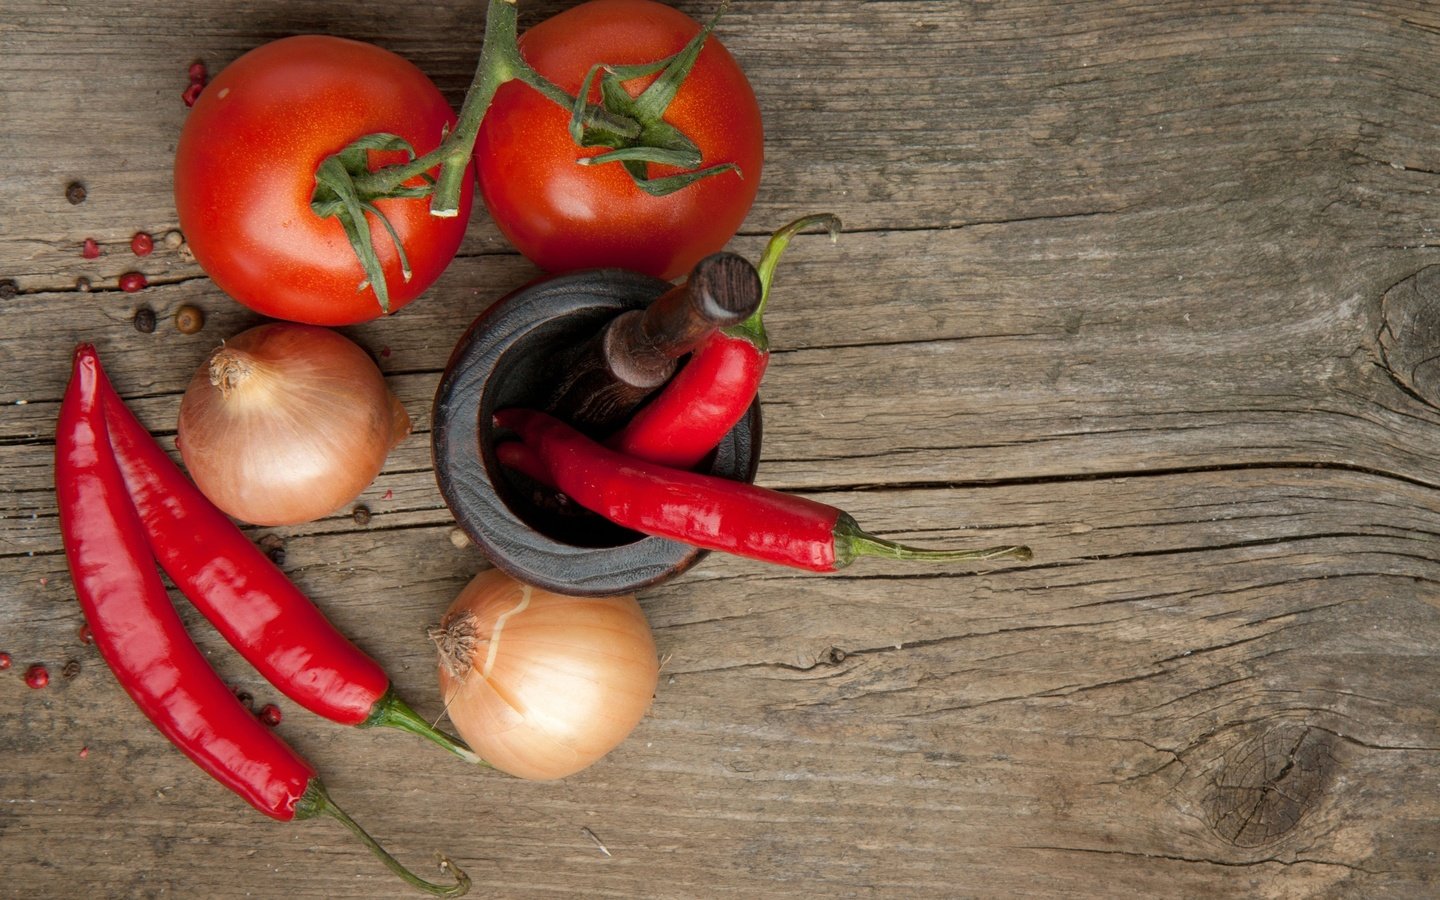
top-left (5, 0), bottom-right (1440, 897)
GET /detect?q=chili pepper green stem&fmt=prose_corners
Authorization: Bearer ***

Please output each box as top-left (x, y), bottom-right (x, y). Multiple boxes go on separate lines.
top-left (729, 213), bottom-right (843, 348)
top-left (296, 781), bottom-right (471, 896)
top-left (362, 687), bottom-right (486, 766)
top-left (832, 513), bottom-right (1033, 569)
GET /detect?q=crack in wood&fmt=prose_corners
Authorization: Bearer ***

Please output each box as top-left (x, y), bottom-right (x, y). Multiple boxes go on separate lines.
top-left (1013, 844), bottom-right (1378, 874)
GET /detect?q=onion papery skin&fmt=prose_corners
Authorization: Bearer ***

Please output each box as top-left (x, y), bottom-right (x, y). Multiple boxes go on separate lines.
top-left (177, 323), bottom-right (410, 526)
top-left (435, 568), bottom-right (659, 780)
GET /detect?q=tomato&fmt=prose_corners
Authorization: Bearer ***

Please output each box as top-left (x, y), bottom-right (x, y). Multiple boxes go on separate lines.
top-left (174, 36), bottom-right (472, 326)
top-left (474, 0), bottom-right (764, 282)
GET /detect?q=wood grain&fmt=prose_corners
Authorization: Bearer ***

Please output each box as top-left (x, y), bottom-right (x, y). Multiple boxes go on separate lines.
top-left (4, 0), bottom-right (1440, 897)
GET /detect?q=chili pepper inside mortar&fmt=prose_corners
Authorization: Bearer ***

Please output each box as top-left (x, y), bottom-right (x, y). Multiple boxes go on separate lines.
top-left (608, 213), bottom-right (840, 468)
top-left (495, 408), bottom-right (1032, 572)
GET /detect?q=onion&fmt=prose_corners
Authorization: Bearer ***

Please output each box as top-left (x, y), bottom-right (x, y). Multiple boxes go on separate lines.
top-left (430, 568), bottom-right (660, 780)
top-left (176, 323), bottom-right (410, 526)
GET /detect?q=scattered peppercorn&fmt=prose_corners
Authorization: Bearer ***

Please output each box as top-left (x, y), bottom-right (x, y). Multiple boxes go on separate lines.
top-left (119, 272), bottom-right (147, 293)
top-left (449, 528), bottom-right (471, 549)
top-left (258, 704), bottom-right (282, 727)
top-left (0, 280), bottom-right (17, 300)
top-left (174, 304), bottom-right (204, 334)
top-left (0, 652), bottom-right (11, 670)
top-left (257, 534), bottom-right (287, 566)
top-left (79, 746), bottom-right (90, 759)
top-left (133, 307), bottom-right (157, 333)
top-left (78, 624), bottom-right (93, 645)
top-left (62, 659), bottom-right (81, 680)
top-left (234, 689), bottom-right (254, 711)
top-left (131, 232), bottom-right (154, 256)
top-left (352, 505), bottom-right (372, 526)
top-left (24, 664), bottom-right (49, 689)
top-left (81, 238), bottom-right (100, 259)
top-left (182, 82), bottom-right (204, 107)
top-left (76, 277), bottom-right (92, 292)
top-left (65, 182), bottom-right (87, 205)
top-left (188, 61), bottom-right (207, 83)
top-left (163, 230), bottom-right (184, 249)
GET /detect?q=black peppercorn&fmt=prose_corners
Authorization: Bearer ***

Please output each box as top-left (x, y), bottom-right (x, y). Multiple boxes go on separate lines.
top-left (133, 307), bottom-right (157, 333)
top-left (352, 505), bottom-right (372, 526)
top-left (258, 533), bottom-right (286, 566)
top-left (65, 182), bottom-right (87, 205)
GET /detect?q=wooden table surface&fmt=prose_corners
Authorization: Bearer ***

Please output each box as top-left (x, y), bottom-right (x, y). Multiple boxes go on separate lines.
top-left (5, 1), bottom-right (1440, 896)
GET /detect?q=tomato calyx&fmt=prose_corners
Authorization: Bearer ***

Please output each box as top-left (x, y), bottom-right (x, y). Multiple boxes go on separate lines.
top-left (325, 0), bottom-right (749, 301)
top-left (311, 133), bottom-right (436, 314)
top-left (566, 1), bottom-right (742, 197)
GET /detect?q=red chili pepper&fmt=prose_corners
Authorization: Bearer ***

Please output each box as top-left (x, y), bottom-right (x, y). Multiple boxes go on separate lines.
top-left (56, 345), bottom-right (468, 896)
top-left (608, 214), bottom-right (840, 469)
top-left (495, 408), bottom-right (1032, 572)
top-left (94, 356), bottom-right (476, 762)
top-left (59, 346), bottom-right (318, 814)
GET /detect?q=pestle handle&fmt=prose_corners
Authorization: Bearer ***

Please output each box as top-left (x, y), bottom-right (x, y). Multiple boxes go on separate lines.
top-left (607, 252), bottom-right (762, 386)
top-left (547, 252), bottom-right (762, 430)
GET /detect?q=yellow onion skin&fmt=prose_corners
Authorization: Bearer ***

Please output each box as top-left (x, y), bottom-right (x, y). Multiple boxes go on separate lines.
top-left (177, 323), bottom-right (410, 526)
top-left (434, 568), bottom-right (660, 780)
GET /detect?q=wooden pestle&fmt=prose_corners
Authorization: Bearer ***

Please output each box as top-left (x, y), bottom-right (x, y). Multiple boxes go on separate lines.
top-left (546, 252), bottom-right (762, 431)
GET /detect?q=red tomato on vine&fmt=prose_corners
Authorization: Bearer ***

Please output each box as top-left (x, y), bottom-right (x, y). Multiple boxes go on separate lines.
top-left (475, 0), bottom-right (764, 281)
top-left (173, 36), bottom-right (473, 326)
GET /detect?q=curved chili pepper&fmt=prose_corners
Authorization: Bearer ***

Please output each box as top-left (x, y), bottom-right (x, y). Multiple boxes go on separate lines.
top-left (95, 369), bottom-right (477, 763)
top-left (56, 345), bottom-right (468, 896)
top-left (608, 214), bottom-right (840, 469)
top-left (495, 407), bottom-right (1032, 571)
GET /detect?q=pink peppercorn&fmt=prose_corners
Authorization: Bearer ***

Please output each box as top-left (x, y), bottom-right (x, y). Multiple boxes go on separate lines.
top-left (0, 652), bottom-right (11, 670)
top-left (131, 232), bottom-right (154, 256)
top-left (24, 664), bottom-right (49, 689)
top-left (182, 82), bottom-right (204, 107)
top-left (118, 272), bottom-right (147, 293)
top-left (258, 704), bottom-right (282, 727)
top-left (81, 238), bottom-right (100, 259)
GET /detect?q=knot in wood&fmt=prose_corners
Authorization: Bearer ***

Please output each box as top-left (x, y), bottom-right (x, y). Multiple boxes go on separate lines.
top-left (1202, 722), bottom-right (1337, 848)
top-left (1378, 265), bottom-right (1440, 407)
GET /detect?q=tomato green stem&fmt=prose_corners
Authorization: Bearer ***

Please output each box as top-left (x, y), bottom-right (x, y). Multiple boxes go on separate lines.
top-left (335, 0), bottom-right (740, 308)
top-left (296, 781), bottom-right (471, 896)
top-left (352, 0), bottom-right (524, 211)
top-left (352, 0), bottom-right (639, 215)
